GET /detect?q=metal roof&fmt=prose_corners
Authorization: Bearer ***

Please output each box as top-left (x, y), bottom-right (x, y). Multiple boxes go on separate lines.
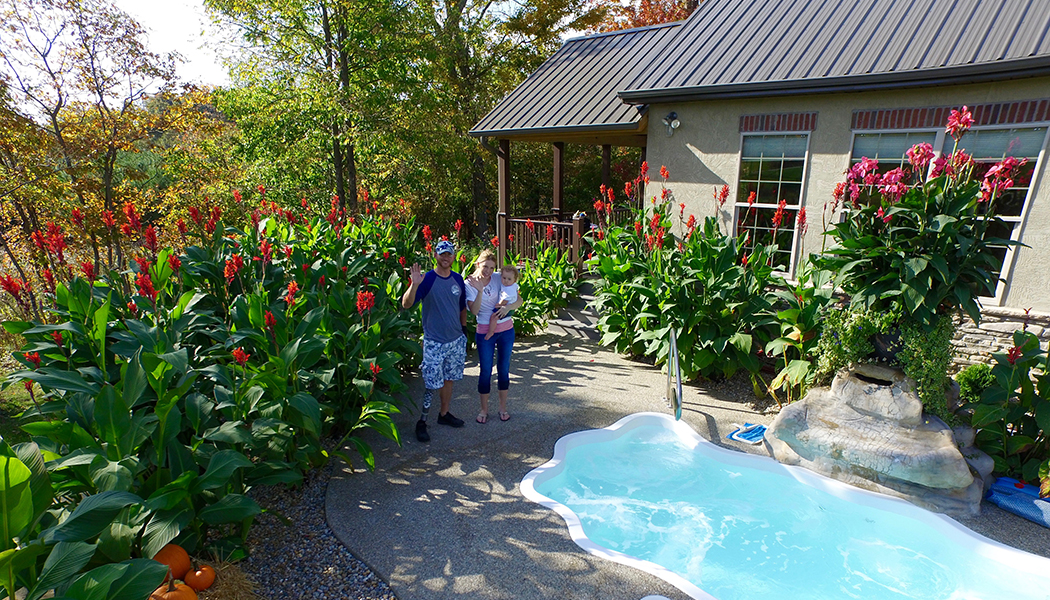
top-left (619, 0), bottom-right (1050, 103)
top-left (469, 22), bottom-right (682, 139)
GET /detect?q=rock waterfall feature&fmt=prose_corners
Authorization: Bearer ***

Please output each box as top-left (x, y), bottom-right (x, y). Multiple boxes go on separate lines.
top-left (765, 364), bottom-right (992, 517)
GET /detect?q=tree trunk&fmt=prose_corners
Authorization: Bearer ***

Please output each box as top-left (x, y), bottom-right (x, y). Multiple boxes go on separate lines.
top-left (337, 12), bottom-right (357, 212)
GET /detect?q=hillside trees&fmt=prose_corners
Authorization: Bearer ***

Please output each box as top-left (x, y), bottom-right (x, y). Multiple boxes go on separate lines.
top-left (204, 0), bottom-right (414, 212)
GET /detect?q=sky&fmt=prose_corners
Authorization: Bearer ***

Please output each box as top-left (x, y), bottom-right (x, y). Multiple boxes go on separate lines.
top-left (113, 0), bottom-right (231, 87)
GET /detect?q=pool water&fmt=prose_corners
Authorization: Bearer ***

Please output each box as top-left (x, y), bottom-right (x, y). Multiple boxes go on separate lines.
top-left (521, 413), bottom-right (1050, 600)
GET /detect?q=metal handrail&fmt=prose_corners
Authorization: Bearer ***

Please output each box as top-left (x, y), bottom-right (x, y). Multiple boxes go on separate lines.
top-left (664, 328), bottom-right (683, 420)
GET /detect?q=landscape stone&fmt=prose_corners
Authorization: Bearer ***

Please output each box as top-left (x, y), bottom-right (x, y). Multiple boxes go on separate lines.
top-left (765, 365), bottom-right (990, 517)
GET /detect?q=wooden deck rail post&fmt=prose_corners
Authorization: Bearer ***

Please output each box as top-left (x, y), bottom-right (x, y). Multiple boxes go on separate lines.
top-left (498, 139), bottom-right (510, 265)
top-left (572, 213), bottom-right (584, 267)
top-left (553, 141), bottom-right (564, 221)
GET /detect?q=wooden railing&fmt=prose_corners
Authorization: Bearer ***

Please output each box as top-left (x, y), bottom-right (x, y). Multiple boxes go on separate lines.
top-left (504, 214), bottom-right (587, 265)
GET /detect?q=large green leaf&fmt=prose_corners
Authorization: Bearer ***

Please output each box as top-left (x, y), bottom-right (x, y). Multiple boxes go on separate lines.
top-left (26, 542), bottom-right (97, 600)
top-left (191, 450), bottom-right (253, 492)
top-left (141, 508), bottom-right (193, 560)
top-left (94, 385), bottom-right (131, 457)
top-left (120, 351), bottom-right (148, 410)
top-left (63, 559), bottom-right (166, 600)
top-left (202, 421), bottom-right (252, 446)
top-left (21, 370), bottom-right (100, 396)
top-left (288, 393), bottom-right (321, 436)
top-left (197, 494), bottom-right (261, 525)
top-left (13, 442), bottom-right (53, 529)
top-left (0, 455), bottom-right (33, 549)
top-left (42, 491), bottom-right (141, 543)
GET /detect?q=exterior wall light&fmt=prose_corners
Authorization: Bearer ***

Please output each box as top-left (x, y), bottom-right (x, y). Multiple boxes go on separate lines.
top-left (662, 112), bottom-right (681, 136)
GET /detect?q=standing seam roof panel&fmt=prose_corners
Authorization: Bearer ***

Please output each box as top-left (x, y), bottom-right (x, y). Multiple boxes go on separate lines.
top-left (692, 0), bottom-right (783, 85)
top-left (897, 0), bottom-right (957, 70)
top-left (857, 1), bottom-right (916, 74)
top-left (767, 0), bottom-right (840, 80)
top-left (731, 0), bottom-right (812, 83)
top-left (470, 23), bottom-right (682, 135)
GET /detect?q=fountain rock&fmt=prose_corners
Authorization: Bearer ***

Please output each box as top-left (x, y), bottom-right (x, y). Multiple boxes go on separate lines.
top-left (765, 363), bottom-right (988, 517)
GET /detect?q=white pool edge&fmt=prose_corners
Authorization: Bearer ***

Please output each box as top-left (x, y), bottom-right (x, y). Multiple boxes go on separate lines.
top-left (519, 412), bottom-right (1050, 600)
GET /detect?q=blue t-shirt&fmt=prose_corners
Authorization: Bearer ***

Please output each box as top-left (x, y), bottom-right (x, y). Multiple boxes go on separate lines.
top-left (415, 270), bottom-right (467, 343)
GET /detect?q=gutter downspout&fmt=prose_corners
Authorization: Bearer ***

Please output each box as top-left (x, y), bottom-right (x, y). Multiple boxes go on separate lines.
top-left (478, 136), bottom-right (498, 155)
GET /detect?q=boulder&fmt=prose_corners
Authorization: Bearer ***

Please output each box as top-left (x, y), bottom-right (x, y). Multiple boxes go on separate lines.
top-left (765, 364), bottom-right (990, 517)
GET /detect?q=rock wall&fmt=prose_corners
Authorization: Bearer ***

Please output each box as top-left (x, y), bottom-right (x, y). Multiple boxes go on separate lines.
top-left (952, 307), bottom-right (1050, 372)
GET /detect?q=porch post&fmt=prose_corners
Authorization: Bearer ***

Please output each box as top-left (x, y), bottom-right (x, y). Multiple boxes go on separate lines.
top-left (601, 144), bottom-right (611, 192)
top-left (498, 139), bottom-right (510, 266)
top-left (553, 141), bottom-right (564, 220)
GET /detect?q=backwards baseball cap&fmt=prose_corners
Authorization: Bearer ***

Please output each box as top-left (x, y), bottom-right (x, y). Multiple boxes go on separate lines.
top-left (435, 240), bottom-right (455, 255)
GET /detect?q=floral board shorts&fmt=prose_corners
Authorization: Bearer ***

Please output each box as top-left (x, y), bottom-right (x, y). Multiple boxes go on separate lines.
top-left (421, 335), bottom-right (467, 390)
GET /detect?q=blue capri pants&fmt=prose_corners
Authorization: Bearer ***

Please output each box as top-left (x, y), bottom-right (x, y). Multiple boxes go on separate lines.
top-left (475, 327), bottom-right (514, 394)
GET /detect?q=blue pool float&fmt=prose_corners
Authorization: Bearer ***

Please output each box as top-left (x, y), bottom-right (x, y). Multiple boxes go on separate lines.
top-left (986, 477), bottom-right (1050, 529)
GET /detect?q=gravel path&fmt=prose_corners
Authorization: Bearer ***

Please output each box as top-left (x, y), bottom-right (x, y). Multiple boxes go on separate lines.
top-left (243, 458), bottom-right (397, 600)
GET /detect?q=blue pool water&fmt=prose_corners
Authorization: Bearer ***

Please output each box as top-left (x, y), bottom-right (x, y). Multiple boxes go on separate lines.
top-left (522, 413), bottom-right (1050, 600)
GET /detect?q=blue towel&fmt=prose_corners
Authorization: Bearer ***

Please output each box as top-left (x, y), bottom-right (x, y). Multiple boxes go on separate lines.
top-left (727, 423), bottom-right (766, 445)
top-left (986, 477), bottom-right (1050, 529)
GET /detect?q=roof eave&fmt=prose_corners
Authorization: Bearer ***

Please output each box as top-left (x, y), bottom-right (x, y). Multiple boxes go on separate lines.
top-left (468, 119), bottom-right (644, 138)
top-left (617, 58), bottom-right (1050, 104)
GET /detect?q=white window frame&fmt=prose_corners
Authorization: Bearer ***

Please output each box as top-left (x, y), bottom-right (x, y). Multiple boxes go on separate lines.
top-left (847, 125), bottom-right (1049, 305)
top-left (732, 131), bottom-right (812, 279)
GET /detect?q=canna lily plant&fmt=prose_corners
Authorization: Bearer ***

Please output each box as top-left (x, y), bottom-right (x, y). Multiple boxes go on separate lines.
top-left (816, 106), bottom-right (1026, 330)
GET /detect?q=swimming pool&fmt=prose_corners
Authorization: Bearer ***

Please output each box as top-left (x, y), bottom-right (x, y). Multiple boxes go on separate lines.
top-left (520, 412), bottom-right (1050, 600)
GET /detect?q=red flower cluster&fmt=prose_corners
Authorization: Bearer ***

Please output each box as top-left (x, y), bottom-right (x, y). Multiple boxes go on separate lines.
top-left (285, 281), bottom-right (300, 306)
top-left (177, 219), bottom-right (188, 235)
top-left (80, 261), bottom-right (96, 282)
top-left (102, 210), bottom-right (116, 229)
top-left (1007, 345), bottom-right (1023, 365)
top-left (454, 219), bottom-right (463, 234)
top-left (713, 185), bottom-right (729, 209)
top-left (225, 254), bottom-right (244, 284)
top-left (660, 165), bottom-right (670, 180)
top-left (143, 225), bottom-right (159, 253)
top-left (980, 156), bottom-right (1027, 203)
top-left (356, 290), bottom-right (375, 314)
top-left (370, 362), bottom-right (381, 378)
top-left (167, 254), bottom-right (182, 271)
top-left (1, 274), bottom-right (27, 302)
top-left (127, 301), bottom-right (138, 316)
top-left (398, 256), bottom-right (407, 267)
top-left (546, 224), bottom-right (555, 240)
top-left (189, 206), bottom-right (203, 225)
top-left (232, 347), bottom-right (250, 365)
top-left (135, 272), bottom-right (157, 302)
top-left (265, 310), bottom-right (277, 331)
top-left (771, 200), bottom-right (788, 232)
top-left (423, 225), bottom-right (433, 241)
top-left (490, 236), bottom-right (499, 247)
top-left (71, 208), bottom-right (84, 226)
top-left (24, 352), bottom-right (41, 368)
top-left (123, 203), bottom-right (142, 232)
top-left (51, 331), bottom-right (63, 346)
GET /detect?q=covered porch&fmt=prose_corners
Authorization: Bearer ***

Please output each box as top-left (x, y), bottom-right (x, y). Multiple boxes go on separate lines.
top-left (470, 22), bottom-right (682, 265)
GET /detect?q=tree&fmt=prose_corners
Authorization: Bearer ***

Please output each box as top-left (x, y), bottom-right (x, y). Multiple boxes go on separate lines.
top-left (205, 0), bottom-right (413, 212)
top-left (588, 0), bottom-right (699, 32)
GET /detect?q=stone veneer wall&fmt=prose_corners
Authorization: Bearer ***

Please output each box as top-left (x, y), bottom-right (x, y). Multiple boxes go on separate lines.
top-left (952, 307), bottom-right (1050, 372)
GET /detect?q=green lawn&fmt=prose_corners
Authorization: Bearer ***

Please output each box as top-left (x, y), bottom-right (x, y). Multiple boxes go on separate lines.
top-left (1, 383), bottom-right (33, 445)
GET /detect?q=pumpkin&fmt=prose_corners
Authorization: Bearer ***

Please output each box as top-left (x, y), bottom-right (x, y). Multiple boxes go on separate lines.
top-left (149, 578), bottom-right (198, 600)
top-left (153, 544), bottom-right (192, 581)
top-left (184, 564), bottom-right (216, 592)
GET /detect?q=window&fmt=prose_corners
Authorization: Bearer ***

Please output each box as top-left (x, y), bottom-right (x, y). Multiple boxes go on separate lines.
top-left (944, 127), bottom-right (1047, 301)
top-left (849, 132), bottom-right (939, 205)
top-left (735, 134), bottom-right (808, 272)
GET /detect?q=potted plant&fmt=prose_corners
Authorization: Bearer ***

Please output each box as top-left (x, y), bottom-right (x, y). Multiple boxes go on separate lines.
top-left (814, 106), bottom-right (1028, 419)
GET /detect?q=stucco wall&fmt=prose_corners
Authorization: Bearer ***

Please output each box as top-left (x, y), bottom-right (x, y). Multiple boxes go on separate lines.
top-left (642, 77), bottom-right (1050, 315)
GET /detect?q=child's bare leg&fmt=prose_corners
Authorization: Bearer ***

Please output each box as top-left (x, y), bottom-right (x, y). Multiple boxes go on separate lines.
top-left (485, 311), bottom-right (498, 340)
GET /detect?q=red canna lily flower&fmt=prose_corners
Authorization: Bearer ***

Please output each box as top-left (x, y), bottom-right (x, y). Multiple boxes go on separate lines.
top-left (143, 225), bottom-right (159, 253)
top-left (102, 210), bottom-right (116, 228)
top-left (286, 281), bottom-right (300, 306)
top-left (224, 255), bottom-right (244, 284)
top-left (423, 225), bottom-right (433, 241)
top-left (490, 236), bottom-right (499, 247)
top-left (265, 310), bottom-right (277, 330)
top-left (123, 203), bottom-right (141, 231)
top-left (177, 219), bottom-right (188, 235)
top-left (660, 165), bottom-right (670, 180)
top-left (370, 362), bottom-right (381, 378)
top-left (134, 257), bottom-right (151, 274)
top-left (135, 272), bottom-right (157, 301)
top-left (188, 206), bottom-right (203, 225)
top-left (454, 219), bottom-right (463, 233)
top-left (3, 273), bottom-right (26, 301)
top-left (233, 189), bottom-right (242, 204)
top-left (356, 290), bottom-right (376, 314)
top-left (232, 347), bottom-right (250, 365)
top-left (41, 269), bottom-right (54, 293)
top-left (167, 254), bottom-right (182, 271)
top-left (127, 301), bottom-right (138, 316)
top-left (398, 256), bottom-right (406, 267)
top-left (80, 261), bottom-right (96, 282)
top-left (1007, 345), bottom-right (1023, 365)
top-left (71, 208), bottom-right (84, 226)
top-left (24, 352), bottom-right (41, 368)
top-left (51, 331), bottom-right (63, 346)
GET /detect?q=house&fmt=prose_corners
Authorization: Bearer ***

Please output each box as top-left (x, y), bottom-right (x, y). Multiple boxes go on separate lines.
top-left (471, 0), bottom-right (1050, 362)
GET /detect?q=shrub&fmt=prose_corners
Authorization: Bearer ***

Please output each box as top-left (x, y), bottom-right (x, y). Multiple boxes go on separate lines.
top-left (956, 363), bottom-right (994, 405)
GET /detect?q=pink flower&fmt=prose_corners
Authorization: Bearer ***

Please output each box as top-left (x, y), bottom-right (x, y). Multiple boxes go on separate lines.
top-left (876, 206), bottom-right (892, 224)
top-left (906, 143), bottom-right (935, 173)
top-left (946, 106), bottom-right (974, 141)
top-left (878, 168), bottom-right (907, 203)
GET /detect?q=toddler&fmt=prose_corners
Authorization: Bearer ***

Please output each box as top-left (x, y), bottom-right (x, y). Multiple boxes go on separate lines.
top-left (486, 265), bottom-right (519, 340)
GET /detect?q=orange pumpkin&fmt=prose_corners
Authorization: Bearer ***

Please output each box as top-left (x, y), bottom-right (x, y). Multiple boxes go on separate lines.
top-left (153, 544), bottom-right (192, 581)
top-left (184, 564), bottom-right (216, 592)
top-left (149, 578), bottom-right (198, 600)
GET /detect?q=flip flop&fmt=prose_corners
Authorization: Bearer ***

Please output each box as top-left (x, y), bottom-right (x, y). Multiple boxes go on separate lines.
top-left (477, 413), bottom-right (488, 424)
top-left (499, 412), bottom-right (510, 422)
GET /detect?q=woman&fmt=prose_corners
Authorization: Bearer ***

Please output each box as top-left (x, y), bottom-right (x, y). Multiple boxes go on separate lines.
top-left (465, 249), bottom-right (523, 423)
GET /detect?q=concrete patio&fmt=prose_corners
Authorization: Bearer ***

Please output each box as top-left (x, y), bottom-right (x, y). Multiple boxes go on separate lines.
top-left (325, 333), bottom-right (1050, 600)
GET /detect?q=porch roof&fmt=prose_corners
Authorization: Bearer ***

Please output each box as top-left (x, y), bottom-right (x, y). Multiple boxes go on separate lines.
top-left (468, 22), bottom-right (682, 145)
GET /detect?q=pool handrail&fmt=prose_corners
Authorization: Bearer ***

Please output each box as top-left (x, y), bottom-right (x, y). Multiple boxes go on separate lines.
top-left (664, 328), bottom-right (683, 420)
